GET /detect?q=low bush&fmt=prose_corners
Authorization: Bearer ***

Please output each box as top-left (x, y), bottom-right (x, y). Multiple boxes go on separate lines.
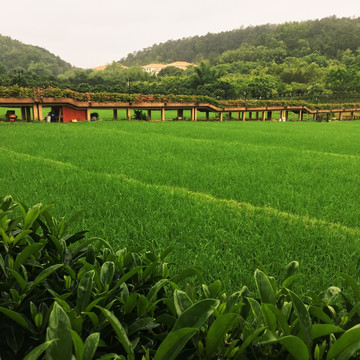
top-left (1, 196), bottom-right (360, 359)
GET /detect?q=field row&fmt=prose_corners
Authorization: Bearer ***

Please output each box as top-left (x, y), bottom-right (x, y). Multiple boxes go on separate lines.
top-left (1, 121), bottom-right (360, 292)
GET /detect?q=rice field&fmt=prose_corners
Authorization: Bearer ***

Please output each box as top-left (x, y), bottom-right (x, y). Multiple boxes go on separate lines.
top-left (1, 120), bottom-right (360, 292)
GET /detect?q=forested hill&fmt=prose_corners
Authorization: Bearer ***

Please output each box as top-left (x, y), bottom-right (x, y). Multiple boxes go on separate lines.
top-left (119, 16), bottom-right (360, 65)
top-left (0, 34), bottom-right (73, 76)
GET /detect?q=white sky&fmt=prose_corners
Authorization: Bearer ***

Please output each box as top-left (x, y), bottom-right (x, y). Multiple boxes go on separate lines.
top-left (1, 0), bottom-right (360, 69)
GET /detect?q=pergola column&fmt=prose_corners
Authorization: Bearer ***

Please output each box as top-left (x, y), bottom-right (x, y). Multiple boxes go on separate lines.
top-left (205, 110), bottom-right (210, 120)
top-left (26, 107), bottom-right (32, 122)
top-left (147, 110), bottom-right (152, 121)
top-left (113, 109), bottom-right (118, 121)
top-left (313, 112), bottom-right (317, 121)
top-left (32, 104), bottom-right (38, 121)
top-left (21, 107), bottom-right (26, 121)
top-left (298, 109), bottom-right (303, 121)
top-left (267, 111), bottom-right (272, 120)
top-left (237, 112), bottom-right (241, 120)
top-left (161, 108), bottom-right (165, 121)
top-left (242, 111), bottom-right (246, 121)
top-left (126, 108), bottom-right (131, 120)
top-left (262, 111), bottom-right (266, 121)
top-left (219, 112), bottom-right (223, 122)
top-left (191, 107), bottom-right (197, 121)
top-left (350, 111), bottom-right (354, 120)
top-left (37, 104), bottom-right (43, 121)
top-left (86, 108), bottom-right (91, 121)
top-left (339, 111), bottom-right (343, 120)
top-left (248, 112), bottom-right (252, 120)
top-left (228, 112), bottom-right (232, 120)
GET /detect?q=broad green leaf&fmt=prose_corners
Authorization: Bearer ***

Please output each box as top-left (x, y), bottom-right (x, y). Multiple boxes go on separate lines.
top-left (153, 327), bottom-right (197, 360)
top-left (258, 329), bottom-right (278, 344)
top-left (340, 273), bottom-right (360, 301)
top-left (323, 286), bottom-right (341, 305)
top-left (29, 264), bottom-right (63, 290)
top-left (288, 289), bottom-right (313, 352)
top-left (96, 306), bottom-right (134, 360)
top-left (282, 261), bottom-right (299, 282)
top-left (205, 313), bottom-right (238, 357)
top-left (14, 243), bottom-right (44, 271)
top-left (100, 261), bottom-right (115, 288)
top-left (255, 269), bottom-right (275, 305)
top-left (83, 332), bottom-right (100, 360)
top-left (247, 297), bottom-right (262, 321)
top-left (69, 329), bottom-right (84, 360)
top-left (326, 325), bottom-right (360, 360)
top-left (238, 326), bottom-right (266, 354)
top-left (279, 335), bottom-right (309, 360)
top-left (208, 280), bottom-right (222, 297)
top-left (110, 266), bottom-right (143, 295)
top-left (261, 303), bottom-right (277, 332)
top-left (82, 311), bottom-right (99, 328)
top-left (46, 302), bottom-right (73, 360)
top-left (77, 270), bottom-right (95, 314)
top-left (24, 206), bottom-right (41, 230)
top-left (8, 268), bottom-right (27, 290)
top-left (0, 306), bottom-right (31, 330)
top-left (174, 290), bottom-right (193, 317)
top-left (128, 317), bottom-right (158, 336)
top-left (0, 195), bottom-right (13, 211)
top-left (13, 230), bottom-right (32, 246)
top-left (309, 305), bottom-right (333, 324)
top-left (266, 303), bottom-right (291, 336)
top-left (312, 324), bottom-right (344, 339)
top-left (23, 340), bottom-right (56, 360)
top-left (172, 298), bottom-right (219, 332)
top-left (147, 279), bottom-right (168, 302)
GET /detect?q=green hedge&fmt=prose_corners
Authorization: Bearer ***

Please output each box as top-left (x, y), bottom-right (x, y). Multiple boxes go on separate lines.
top-left (1, 196), bottom-right (360, 359)
top-left (2, 86), bottom-right (360, 110)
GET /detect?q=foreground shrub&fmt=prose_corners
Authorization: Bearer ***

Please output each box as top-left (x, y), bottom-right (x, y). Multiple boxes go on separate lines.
top-left (1, 195), bottom-right (360, 359)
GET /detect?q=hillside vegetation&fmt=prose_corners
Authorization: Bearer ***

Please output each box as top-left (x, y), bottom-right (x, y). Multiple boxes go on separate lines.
top-left (1, 16), bottom-right (360, 102)
top-left (0, 34), bottom-right (73, 76)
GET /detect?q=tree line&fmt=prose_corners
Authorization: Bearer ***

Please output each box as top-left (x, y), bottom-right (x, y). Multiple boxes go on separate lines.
top-left (1, 16), bottom-right (360, 102)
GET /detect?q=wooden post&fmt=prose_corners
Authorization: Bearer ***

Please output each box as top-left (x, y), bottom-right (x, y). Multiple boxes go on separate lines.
top-left (285, 110), bottom-right (289, 121)
top-left (191, 107), bottom-right (197, 121)
top-left (161, 108), bottom-right (165, 121)
top-left (237, 112), bottom-right (241, 120)
top-left (219, 112), bottom-right (223, 122)
top-left (298, 109), bottom-right (303, 121)
top-left (313, 112), bottom-right (317, 121)
top-left (255, 111), bottom-right (258, 120)
top-left (26, 107), bottom-right (31, 122)
top-left (242, 111), bottom-right (246, 121)
top-left (126, 108), bottom-right (131, 120)
top-left (37, 104), bottom-right (43, 121)
top-left (262, 111), bottom-right (266, 121)
top-left (205, 110), bottom-right (209, 120)
top-left (21, 107), bottom-right (26, 121)
top-left (32, 104), bottom-right (38, 121)
top-left (339, 111), bottom-right (343, 120)
top-left (248, 112), bottom-right (252, 120)
top-left (113, 109), bottom-right (118, 121)
top-left (267, 111), bottom-right (272, 120)
top-left (350, 111), bottom-right (354, 120)
top-left (147, 110), bottom-right (151, 121)
top-left (228, 112), bottom-right (232, 120)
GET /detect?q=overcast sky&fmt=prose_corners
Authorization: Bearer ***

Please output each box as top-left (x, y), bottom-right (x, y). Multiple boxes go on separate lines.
top-left (1, 0), bottom-right (360, 69)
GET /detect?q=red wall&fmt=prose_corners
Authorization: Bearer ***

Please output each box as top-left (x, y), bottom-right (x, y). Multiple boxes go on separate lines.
top-left (62, 107), bottom-right (87, 122)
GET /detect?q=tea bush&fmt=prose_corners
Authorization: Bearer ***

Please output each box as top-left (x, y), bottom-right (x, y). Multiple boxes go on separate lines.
top-left (1, 196), bottom-right (360, 359)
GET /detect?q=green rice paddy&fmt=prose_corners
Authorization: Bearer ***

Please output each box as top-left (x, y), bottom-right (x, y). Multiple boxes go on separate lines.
top-left (1, 120), bottom-right (360, 292)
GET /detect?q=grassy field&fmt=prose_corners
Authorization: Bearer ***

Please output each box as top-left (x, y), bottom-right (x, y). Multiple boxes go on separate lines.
top-left (1, 120), bottom-right (360, 292)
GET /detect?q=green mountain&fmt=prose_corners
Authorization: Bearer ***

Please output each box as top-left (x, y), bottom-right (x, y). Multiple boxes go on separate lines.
top-left (119, 16), bottom-right (360, 65)
top-left (0, 34), bottom-right (73, 76)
